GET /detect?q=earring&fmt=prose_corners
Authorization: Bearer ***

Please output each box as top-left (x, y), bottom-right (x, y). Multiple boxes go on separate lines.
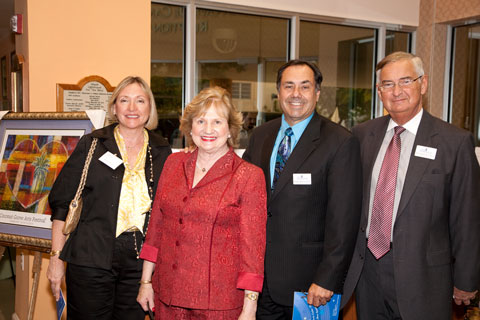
top-left (190, 131), bottom-right (192, 136)
top-left (228, 134), bottom-right (231, 139)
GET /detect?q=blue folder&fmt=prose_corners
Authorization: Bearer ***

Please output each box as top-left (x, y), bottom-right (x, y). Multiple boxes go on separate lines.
top-left (292, 292), bottom-right (341, 320)
top-left (56, 289), bottom-right (66, 320)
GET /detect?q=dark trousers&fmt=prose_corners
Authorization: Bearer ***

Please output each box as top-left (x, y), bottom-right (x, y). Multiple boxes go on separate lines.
top-left (66, 231), bottom-right (146, 320)
top-left (256, 276), bottom-right (293, 320)
top-left (355, 248), bottom-right (402, 320)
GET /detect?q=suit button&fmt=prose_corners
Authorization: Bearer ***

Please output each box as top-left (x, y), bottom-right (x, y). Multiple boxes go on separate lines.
top-left (360, 226), bottom-right (366, 232)
top-left (267, 211), bottom-right (272, 217)
top-left (183, 196), bottom-right (188, 202)
top-left (179, 218), bottom-right (183, 224)
top-left (175, 241), bottom-right (180, 246)
top-left (359, 254), bottom-right (364, 260)
top-left (172, 264), bottom-right (177, 270)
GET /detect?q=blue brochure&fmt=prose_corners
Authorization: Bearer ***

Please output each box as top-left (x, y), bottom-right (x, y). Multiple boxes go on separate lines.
top-left (292, 292), bottom-right (341, 320)
top-left (56, 289), bottom-right (66, 320)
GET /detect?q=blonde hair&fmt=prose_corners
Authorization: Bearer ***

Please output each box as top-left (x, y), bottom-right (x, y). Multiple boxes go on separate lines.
top-left (108, 76), bottom-right (158, 130)
top-left (180, 86), bottom-right (243, 148)
top-left (376, 51), bottom-right (425, 81)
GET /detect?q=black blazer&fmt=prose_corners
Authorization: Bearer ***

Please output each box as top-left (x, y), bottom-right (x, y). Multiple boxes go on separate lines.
top-left (49, 124), bottom-right (171, 270)
top-left (243, 112), bottom-right (362, 306)
top-left (342, 111), bottom-right (480, 319)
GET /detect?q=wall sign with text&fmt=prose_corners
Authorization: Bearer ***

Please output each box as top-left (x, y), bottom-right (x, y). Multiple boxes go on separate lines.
top-left (56, 75), bottom-right (115, 120)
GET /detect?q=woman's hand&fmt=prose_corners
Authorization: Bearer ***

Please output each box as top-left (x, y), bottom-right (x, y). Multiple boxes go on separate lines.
top-left (47, 219), bottom-right (67, 301)
top-left (137, 283), bottom-right (155, 312)
top-left (182, 145), bottom-right (196, 153)
top-left (239, 290), bottom-right (258, 320)
top-left (238, 309), bottom-right (256, 320)
top-left (47, 255), bottom-right (65, 301)
top-left (137, 260), bottom-right (156, 312)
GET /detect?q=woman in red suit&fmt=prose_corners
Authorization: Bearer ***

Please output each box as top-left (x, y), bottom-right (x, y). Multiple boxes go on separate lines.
top-left (137, 86), bottom-right (267, 319)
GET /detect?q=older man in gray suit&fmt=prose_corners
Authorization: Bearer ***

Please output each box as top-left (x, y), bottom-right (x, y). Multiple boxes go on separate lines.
top-left (342, 51), bottom-right (480, 320)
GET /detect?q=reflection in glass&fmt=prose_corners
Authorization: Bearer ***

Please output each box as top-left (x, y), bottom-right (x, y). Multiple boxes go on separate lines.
top-left (450, 23), bottom-right (480, 145)
top-left (385, 31), bottom-right (411, 56)
top-left (196, 9), bottom-right (289, 147)
top-left (299, 21), bottom-right (376, 129)
top-left (151, 3), bottom-right (184, 148)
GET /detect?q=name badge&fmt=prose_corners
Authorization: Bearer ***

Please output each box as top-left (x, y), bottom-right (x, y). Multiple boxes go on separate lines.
top-left (293, 173), bottom-right (311, 185)
top-left (414, 145), bottom-right (437, 160)
top-left (99, 151), bottom-right (123, 169)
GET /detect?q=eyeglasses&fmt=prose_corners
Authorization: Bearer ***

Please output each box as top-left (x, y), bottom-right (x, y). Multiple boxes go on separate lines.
top-left (378, 76), bottom-right (423, 92)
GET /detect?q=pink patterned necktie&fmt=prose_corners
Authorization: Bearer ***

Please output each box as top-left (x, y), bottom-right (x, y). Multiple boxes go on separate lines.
top-left (368, 126), bottom-right (405, 259)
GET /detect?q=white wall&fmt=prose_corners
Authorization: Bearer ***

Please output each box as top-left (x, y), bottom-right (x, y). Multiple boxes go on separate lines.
top-left (205, 0), bottom-right (420, 26)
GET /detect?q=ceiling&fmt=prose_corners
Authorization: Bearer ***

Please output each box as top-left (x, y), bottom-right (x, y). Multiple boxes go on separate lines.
top-left (0, 0), bottom-right (14, 43)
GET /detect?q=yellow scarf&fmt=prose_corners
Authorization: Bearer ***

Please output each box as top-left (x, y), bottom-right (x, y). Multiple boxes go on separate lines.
top-left (114, 127), bottom-right (151, 237)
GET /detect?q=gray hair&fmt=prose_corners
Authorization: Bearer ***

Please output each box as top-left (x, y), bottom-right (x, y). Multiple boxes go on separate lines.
top-left (376, 51), bottom-right (424, 82)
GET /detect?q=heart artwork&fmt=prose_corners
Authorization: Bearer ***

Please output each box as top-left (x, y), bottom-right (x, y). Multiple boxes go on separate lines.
top-left (3, 137), bottom-right (69, 210)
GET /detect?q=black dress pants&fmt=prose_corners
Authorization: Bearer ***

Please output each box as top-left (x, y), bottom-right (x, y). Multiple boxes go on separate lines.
top-left (256, 275), bottom-right (293, 320)
top-left (66, 231), bottom-right (146, 320)
top-left (355, 248), bottom-right (402, 320)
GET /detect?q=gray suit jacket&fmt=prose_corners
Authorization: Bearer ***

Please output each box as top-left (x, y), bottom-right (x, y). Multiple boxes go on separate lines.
top-left (342, 111), bottom-right (480, 319)
top-left (243, 112), bottom-right (362, 306)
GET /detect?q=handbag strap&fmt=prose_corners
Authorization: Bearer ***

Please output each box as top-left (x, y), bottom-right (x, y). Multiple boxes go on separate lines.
top-left (72, 138), bottom-right (98, 201)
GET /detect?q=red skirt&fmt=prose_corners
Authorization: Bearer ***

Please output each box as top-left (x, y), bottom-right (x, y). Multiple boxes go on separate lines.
top-left (156, 300), bottom-right (243, 320)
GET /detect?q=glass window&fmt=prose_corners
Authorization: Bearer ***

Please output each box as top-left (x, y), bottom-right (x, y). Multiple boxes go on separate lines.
top-left (195, 9), bottom-right (289, 147)
top-left (151, 3), bottom-right (185, 147)
top-left (385, 31), bottom-right (411, 56)
top-left (299, 21), bottom-right (376, 129)
top-left (449, 23), bottom-right (480, 145)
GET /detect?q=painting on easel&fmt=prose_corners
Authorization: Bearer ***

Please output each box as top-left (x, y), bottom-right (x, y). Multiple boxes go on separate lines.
top-left (0, 112), bottom-right (93, 249)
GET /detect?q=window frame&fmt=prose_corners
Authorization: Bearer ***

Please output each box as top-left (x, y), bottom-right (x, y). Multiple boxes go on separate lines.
top-left (152, 0), bottom-right (415, 119)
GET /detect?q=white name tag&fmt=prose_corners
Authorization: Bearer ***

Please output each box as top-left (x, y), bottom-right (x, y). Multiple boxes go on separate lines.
top-left (414, 145), bottom-right (437, 160)
top-left (293, 173), bottom-right (311, 185)
top-left (99, 151), bottom-right (123, 169)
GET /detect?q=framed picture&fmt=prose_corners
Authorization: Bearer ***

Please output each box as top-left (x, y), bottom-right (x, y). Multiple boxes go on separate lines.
top-left (0, 112), bottom-right (94, 250)
top-left (57, 75), bottom-right (115, 125)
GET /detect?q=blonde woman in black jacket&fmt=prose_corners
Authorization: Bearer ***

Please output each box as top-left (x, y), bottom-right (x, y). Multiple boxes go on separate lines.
top-left (47, 76), bottom-right (171, 320)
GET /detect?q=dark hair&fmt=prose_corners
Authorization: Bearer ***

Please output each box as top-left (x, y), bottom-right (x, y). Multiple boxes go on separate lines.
top-left (276, 60), bottom-right (323, 91)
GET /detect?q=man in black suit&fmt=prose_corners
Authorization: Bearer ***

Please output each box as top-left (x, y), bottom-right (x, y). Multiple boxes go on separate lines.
top-left (243, 60), bottom-right (362, 319)
top-left (342, 51), bottom-right (480, 319)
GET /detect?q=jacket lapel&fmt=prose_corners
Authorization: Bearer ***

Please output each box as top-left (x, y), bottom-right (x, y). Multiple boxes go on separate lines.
top-left (92, 124), bottom-right (122, 157)
top-left (185, 149), bottom-right (239, 190)
top-left (261, 119), bottom-right (281, 200)
top-left (361, 117), bottom-right (390, 220)
top-left (396, 111), bottom-right (437, 218)
top-left (270, 113), bottom-right (321, 203)
top-left (148, 129), bottom-right (170, 159)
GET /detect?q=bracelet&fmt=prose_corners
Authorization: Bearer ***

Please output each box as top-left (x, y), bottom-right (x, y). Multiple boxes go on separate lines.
top-left (49, 250), bottom-right (61, 256)
top-left (139, 280), bottom-right (152, 284)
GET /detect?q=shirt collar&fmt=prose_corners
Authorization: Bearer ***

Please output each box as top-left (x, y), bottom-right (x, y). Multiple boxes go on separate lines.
top-left (280, 112), bottom-right (314, 138)
top-left (387, 108), bottom-right (423, 135)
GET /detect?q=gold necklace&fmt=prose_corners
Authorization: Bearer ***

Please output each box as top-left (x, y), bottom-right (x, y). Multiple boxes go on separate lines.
top-left (196, 162), bottom-right (207, 173)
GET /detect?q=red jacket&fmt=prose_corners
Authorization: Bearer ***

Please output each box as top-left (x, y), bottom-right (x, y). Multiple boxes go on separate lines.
top-left (140, 149), bottom-right (266, 310)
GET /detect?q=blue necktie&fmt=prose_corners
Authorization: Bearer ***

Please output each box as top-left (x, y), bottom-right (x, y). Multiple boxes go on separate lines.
top-left (273, 127), bottom-right (293, 189)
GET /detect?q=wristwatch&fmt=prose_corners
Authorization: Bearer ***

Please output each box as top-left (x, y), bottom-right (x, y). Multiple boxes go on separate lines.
top-left (245, 292), bottom-right (259, 301)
